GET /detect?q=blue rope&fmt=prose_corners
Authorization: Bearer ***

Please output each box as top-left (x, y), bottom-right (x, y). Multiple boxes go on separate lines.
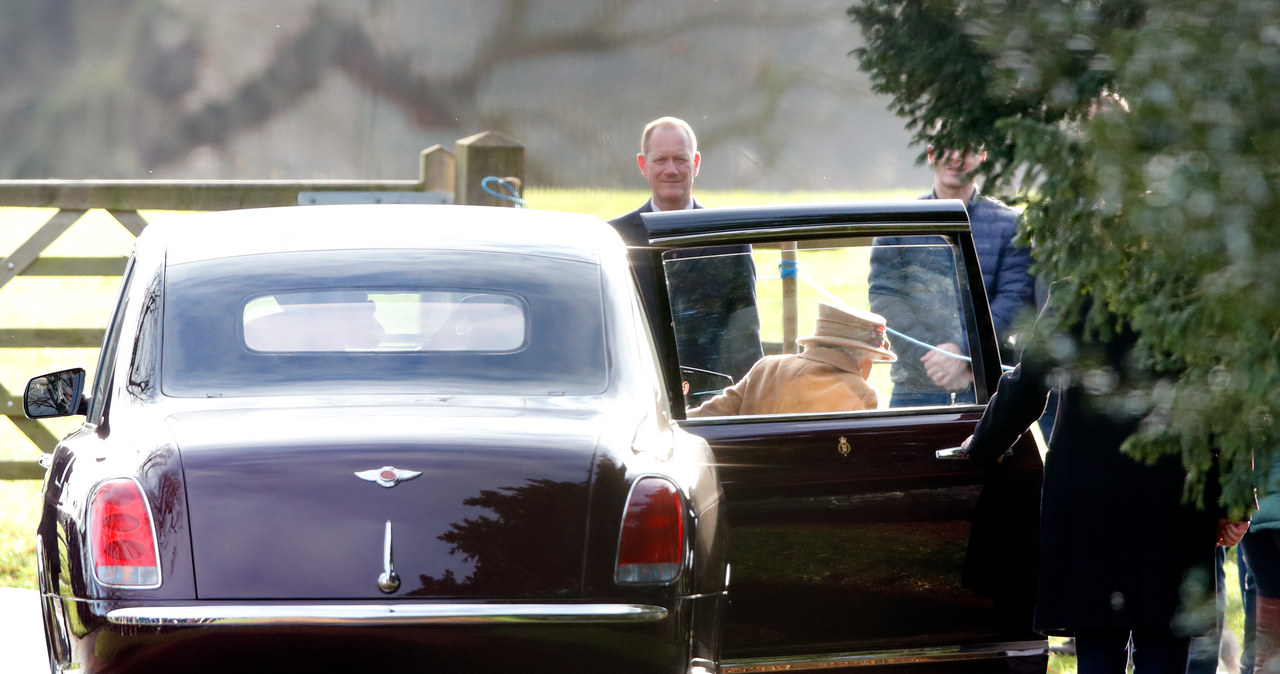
top-left (481, 176), bottom-right (525, 207)
top-left (778, 259), bottom-right (798, 279)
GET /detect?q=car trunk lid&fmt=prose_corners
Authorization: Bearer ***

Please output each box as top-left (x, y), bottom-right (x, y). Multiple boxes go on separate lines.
top-left (169, 399), bottom-right (603, 600)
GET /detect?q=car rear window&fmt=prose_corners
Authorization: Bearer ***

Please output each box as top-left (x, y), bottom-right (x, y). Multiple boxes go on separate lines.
top-left (162, 249), bottom-right (608, 397)
top-left (242, 290), bottom-right (528, 353)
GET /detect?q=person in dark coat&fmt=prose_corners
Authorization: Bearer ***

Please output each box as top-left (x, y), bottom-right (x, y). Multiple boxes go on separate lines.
top-left (610, 117), bottom-right (763, 385)
top-left (962, 287), bottom-right (1248, 673)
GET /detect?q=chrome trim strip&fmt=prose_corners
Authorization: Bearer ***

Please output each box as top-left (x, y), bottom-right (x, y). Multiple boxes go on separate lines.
top-left (721, 641), bottom-right (1049, 673)
top-left (106, 603), bottom-right (669, 627)
top-left (376, 520), bottom-right (400, 594)
top-left (677, 405), bottom-right (985, 426)
top-left (650, 222), bottom-right (971, 247)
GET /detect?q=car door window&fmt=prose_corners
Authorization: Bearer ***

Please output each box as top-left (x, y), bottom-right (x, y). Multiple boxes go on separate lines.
top-left (664, 235), bottom-right (984, 417)
top-left (658, 227), bottom-right (1039, 665)
top-left (86, 256), bottom-right (136, 425)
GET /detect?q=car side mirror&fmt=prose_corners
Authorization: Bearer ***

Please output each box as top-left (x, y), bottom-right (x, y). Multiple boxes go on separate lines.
top-left (24, 368), bottom-right (87, 419)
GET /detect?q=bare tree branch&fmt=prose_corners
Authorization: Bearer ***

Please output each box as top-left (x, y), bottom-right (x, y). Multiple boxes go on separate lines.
top-left (464, 0), bottom-right (831, 86)
top-left (0, 0), bottom-right (884, 189)
top-left (143, 6), bottom-right (466, 165)
top-left (144, 1), bottom-right (835, 170)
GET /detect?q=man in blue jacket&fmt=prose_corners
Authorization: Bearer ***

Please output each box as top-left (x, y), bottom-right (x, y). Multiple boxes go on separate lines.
top-left (869, 144), bottom-right (1035, 408)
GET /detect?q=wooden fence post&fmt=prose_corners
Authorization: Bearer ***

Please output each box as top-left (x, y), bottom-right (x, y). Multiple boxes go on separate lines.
top-left (454, 131), bottom-right (524, 207)
top-left (420, 145), bottom-right (455, 195)
top-left (781, 242), bottom-right (799, 354)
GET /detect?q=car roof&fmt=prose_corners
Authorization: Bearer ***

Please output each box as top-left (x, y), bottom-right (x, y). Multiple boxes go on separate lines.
top-left (641, 199), bottom-right (972, 242)
top-left (142, 205), bottom-right (623, 266)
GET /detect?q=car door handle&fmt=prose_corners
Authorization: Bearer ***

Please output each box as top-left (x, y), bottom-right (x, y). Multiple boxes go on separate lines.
top-left (935, 446), bottom-right (1014, 460)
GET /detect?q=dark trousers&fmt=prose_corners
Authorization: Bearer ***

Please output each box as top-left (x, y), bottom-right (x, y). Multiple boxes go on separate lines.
top-left (1242, 530), bottom-right (1280, 674)
top-left (1075, 630), bottom-right (1190, 674)
top-left (1243, 529), bottom-right (1280, 601)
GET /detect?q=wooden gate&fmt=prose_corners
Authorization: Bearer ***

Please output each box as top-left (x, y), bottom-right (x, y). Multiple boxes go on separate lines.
top-left (1, 133), bottom-right (523, 479)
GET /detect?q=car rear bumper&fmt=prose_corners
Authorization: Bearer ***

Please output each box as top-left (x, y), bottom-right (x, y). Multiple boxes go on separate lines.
top-left (48, 595), bottom-right (717, 674)
top-left (107, 601), bottom-right (669, 626)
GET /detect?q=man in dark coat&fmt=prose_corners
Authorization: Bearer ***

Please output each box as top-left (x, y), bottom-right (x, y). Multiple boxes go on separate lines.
top-left (610, 117), bottom-right (763, 388)
top-left (962, 288), bottom-right (1247, 673)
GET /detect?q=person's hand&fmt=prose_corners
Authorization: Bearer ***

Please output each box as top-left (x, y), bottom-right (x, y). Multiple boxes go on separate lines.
top-left (960, 434), bottom-right (1004, 464)
top-left (921, 343), bottom-right (972, 391)
top-left (1217, 518), bottom-right (1249, 547)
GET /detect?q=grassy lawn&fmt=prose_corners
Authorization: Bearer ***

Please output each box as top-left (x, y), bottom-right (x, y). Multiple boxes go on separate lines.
top-left (527, 186), bottom-right (920, 221)
top-left (0, 481), bottom-right (40, 588)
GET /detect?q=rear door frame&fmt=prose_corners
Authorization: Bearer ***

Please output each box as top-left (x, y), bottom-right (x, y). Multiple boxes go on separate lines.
top-left (641, 200), bottom-right (1046, 671)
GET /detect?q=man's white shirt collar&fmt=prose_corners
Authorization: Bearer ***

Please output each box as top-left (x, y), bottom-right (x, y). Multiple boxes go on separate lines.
top-left (649, 198), bottom-right (696, 212)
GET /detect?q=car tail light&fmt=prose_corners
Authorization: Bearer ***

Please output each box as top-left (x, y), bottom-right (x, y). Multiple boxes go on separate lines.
top-left (89, 478), bottom-right (161, 588)
top-left (615, 477), bottom-right (685, 584)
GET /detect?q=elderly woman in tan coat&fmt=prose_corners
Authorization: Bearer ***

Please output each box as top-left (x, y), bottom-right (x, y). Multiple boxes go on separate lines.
top-left (687, 302), bottom-right (895, 417)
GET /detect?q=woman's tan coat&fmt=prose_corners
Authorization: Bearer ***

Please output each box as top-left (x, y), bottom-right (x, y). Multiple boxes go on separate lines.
top-left (687, 346), bottom-right (877, 417)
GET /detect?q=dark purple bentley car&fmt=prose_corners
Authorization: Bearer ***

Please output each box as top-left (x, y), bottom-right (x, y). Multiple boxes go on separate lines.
top-left (27, 202), bottom-right (1045, 673)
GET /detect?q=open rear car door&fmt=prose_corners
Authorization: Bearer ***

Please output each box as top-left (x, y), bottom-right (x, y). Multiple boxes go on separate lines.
top-left (641, 201), bottom-right (1046, 672)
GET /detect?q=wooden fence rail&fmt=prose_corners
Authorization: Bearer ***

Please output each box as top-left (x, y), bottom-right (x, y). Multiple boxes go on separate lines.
top-left (1, 132), bottom-right (523, 480)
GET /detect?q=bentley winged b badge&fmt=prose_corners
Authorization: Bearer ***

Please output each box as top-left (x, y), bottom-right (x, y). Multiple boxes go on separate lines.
top-left (355, 466), bottom-right (423, 488)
